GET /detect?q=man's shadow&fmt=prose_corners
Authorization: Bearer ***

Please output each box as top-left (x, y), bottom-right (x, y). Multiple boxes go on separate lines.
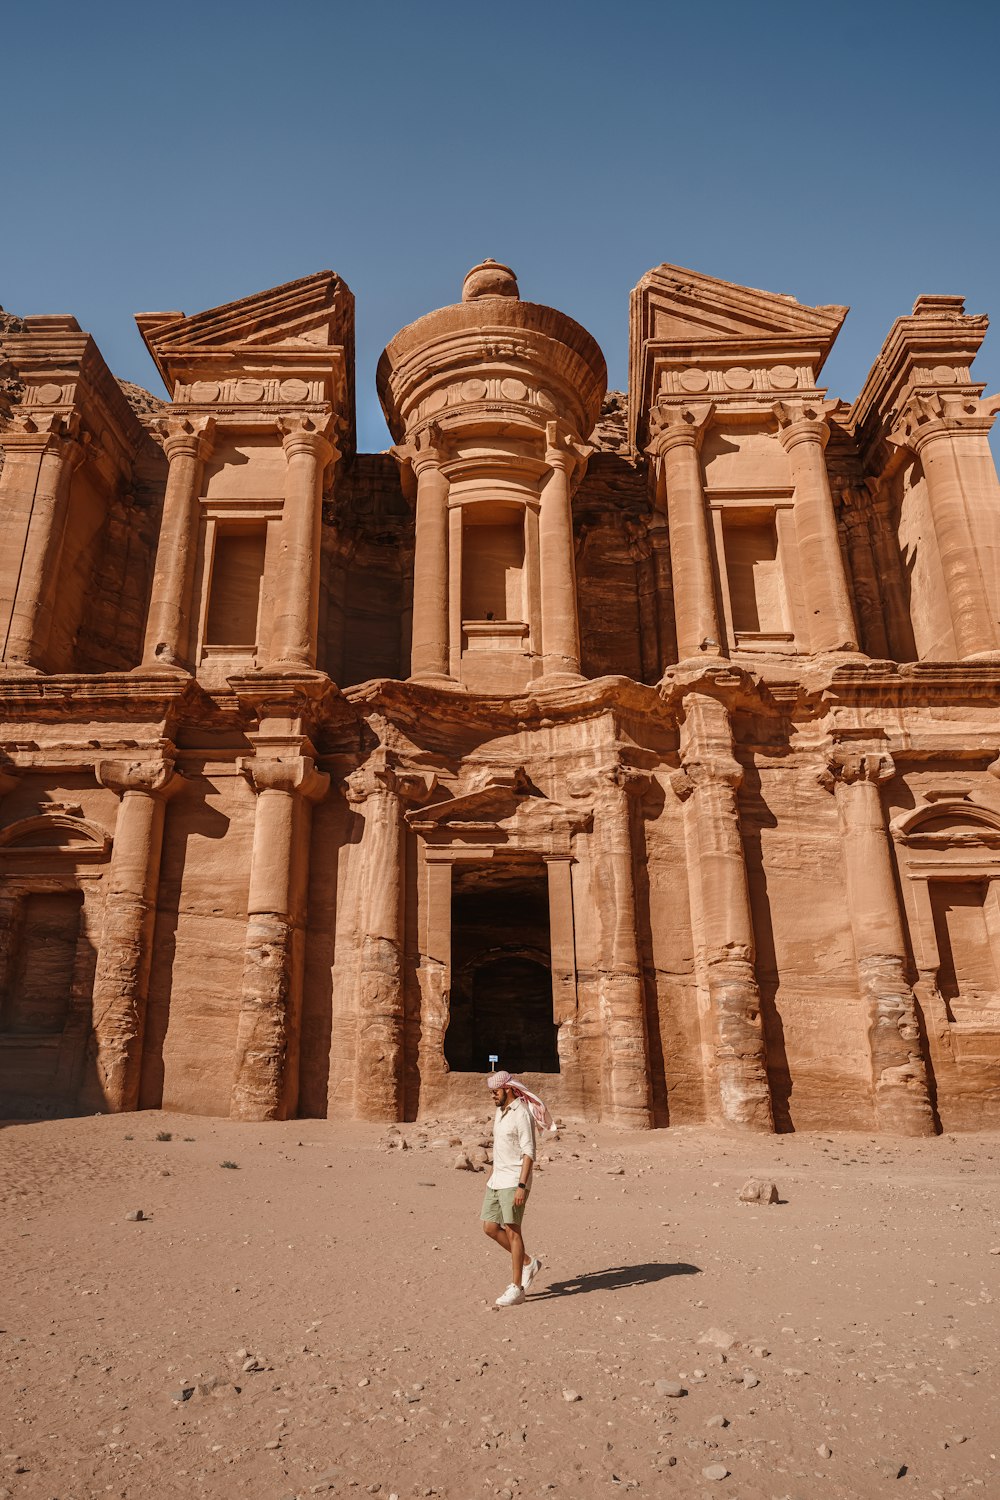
top-left (531, 1262), bottom-right (701, 1300)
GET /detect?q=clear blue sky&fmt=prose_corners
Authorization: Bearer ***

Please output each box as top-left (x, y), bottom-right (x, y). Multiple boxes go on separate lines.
top-left (4, 0), bottom-right (999, 456)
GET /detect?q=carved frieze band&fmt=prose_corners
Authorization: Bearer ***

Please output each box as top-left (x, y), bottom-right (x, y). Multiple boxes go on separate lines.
top-left (172, 378), bottom-right (326, 406)
top-left (414, 377), bottom-right (563, 425)
top-left (657, 364), bottom-right (807, 399)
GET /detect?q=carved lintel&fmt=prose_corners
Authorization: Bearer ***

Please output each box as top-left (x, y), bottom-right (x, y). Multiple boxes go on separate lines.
top-left (239, 754), bottom-right (329, 803)
top-left (96, 755), bottom-right (181, 800)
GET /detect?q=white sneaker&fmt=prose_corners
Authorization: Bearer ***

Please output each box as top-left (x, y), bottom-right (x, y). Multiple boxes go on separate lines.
top-left (495, 1282), bottom-right (525, 1307)
top-left (521, 1254), bottom-right (543, 1290)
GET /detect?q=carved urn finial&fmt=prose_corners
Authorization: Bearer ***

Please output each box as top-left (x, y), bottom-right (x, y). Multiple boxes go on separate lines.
top-left (462, 259), bottom-right (519, 302)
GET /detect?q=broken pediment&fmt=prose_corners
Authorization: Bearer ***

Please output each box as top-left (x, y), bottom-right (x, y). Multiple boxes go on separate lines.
top-left (0, 813), bottom-right (111, 859)
top-left (135, 272), bottom-right (356, 441)
top-left (407, 769), bottom-right (590, 853)
top-left (628, 263), bottom-right (848, 449)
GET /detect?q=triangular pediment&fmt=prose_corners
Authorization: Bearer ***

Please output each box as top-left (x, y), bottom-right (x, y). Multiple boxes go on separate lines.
top-left (633, 264), bottom-right (847, 351)
top-left (136, 271), bottom-right (354, 390)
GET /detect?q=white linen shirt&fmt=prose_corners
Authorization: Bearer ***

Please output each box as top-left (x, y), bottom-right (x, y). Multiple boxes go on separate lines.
top-left (487, 1097), bottom-right (536, 1189)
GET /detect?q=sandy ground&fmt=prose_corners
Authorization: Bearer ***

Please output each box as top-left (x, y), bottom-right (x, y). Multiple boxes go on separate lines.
top-left (2, 1112), bottom-right (999, 1500)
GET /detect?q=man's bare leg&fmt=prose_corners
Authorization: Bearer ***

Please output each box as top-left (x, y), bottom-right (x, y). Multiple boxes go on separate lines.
top-left (483, 1219), bottom-right (531, 1276)
top-left (505, 1222), bottom-right (526, 1286)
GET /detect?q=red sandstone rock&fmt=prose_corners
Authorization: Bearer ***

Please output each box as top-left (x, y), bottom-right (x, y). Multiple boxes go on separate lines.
top-left (1, 264), bottom-right (1000, 1131)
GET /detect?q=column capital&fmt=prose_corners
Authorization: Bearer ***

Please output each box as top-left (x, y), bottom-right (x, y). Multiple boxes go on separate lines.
top-left (543, 419), bottom-right (592, 478)
top-left (567, 760), bottom-right (649, 803)
top-left (345, 755), bottom-right (436, 807)
top-left (239, 753), bottom-right (329, 803)
top-left (645, 400), bottom-right (715, 458)
top-left (820, 745), bottom-right (895, 792)
top-left (670, 753), bottom-right (744, 800)
top-left (96, 754), bottom-right (181, 799)
top-left (1, 409), bottom-right (86, 464)
top-left (154, 414), bottom-right (216, 464)
top-left (279, 413), bottom-right (337, 466)
top-left (888, 389), bottom-right (1000, 455)
top-left (391, 421), bottom-right (450, 479)
top-left (772, 398), bottom-right (835, 452)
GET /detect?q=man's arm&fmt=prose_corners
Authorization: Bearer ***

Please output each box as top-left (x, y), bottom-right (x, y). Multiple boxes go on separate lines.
top-left (513, 1108), bottom-right (535, 1206)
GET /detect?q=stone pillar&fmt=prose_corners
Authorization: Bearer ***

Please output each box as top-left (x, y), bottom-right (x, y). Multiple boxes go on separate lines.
top-left (674, 692), bottom-right (773, 1130)
top-left (408, 427), bottom-right (451, 681)
top-left (230, 753), bottom-right (329, 1121)
top-left (0, 420), bottom-right (84, 669)
top-left (646, 403), bottom-right (723, 662)
top-left (84, 756), bottom-right (180, 1111)
top-left (346, 758), bottom-right (433, 1121)
top-left (773, 401), bottom-right (858, 652)
top-left (142, 417), bottom-right (215, 670)
top-left (823, 748), bottom-right (936, 1135)
top-left (271, 417), bottom-right (336, 667)
top-left (890, 391), bottom-right (1000, 659)
top-left (572, 762), bottom-right (652, 1127)
top-left (539, 423), bottom-right (585, 680)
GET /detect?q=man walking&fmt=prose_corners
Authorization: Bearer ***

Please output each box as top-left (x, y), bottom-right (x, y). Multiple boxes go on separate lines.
top-left (481, 1069), bottom-right (553, 1306)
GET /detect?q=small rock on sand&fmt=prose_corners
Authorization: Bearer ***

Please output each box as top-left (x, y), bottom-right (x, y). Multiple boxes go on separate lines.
top-left (125, 1209), bottom-right (145, 1222)
top-left (654, 1379), bottom-right (685, 1397)
top-left (562, 1389), bottom-right (582, 1402)
top-left (739, 1178), bottom-right (779, 1204)
top-left (703, 1463), bottom-right (730, 1481)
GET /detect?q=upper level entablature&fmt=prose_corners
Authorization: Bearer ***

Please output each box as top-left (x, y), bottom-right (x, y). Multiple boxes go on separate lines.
top-left (628, 263), bottom-right (848, 452)
top-left (1, 314), bottom-right (155, 483)
top-left (136, 271), bottom-right (356, 458)
top-left (849, 294), bottom-right (994, 470)
top-left (377, 261), bottom-right (607, 460)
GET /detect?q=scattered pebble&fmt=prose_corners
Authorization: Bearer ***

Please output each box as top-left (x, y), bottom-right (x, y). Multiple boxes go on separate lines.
top-left (705, 1413), bottom-right (729, 1428)
top-left (654, 1379), bottom-right (686, 1398)
top-left (562, 1389), bottom-right (582, 1402)
top-left (817, 1442), bottom-right (833, 1459)
top-left (124, 1209), bottom-right (145, 1222)
top-left (702, 1463), bottom-right (730, 1481)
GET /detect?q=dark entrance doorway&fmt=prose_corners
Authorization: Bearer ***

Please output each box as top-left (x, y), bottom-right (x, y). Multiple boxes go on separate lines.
top-left (445, 861), bottom-right (559, 1074)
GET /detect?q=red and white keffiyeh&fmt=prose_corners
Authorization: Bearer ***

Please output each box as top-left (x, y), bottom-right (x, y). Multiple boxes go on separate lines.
top-left (486, 1070), bottom-right (557, 1133)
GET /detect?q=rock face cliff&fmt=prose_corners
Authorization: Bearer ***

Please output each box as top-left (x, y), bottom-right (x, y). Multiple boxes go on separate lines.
top-left (1, 263), bottom-right (999, 1132)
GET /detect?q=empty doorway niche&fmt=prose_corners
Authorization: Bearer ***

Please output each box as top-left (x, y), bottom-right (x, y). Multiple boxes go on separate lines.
top-left (1, 890), bottom-right (84, 1034)
top-left (722, 511), bottom-right (791, 648)
top-left (445, 859), bottom-right (558, 1075)
top-left (204, 524), bottom-right (267, 647)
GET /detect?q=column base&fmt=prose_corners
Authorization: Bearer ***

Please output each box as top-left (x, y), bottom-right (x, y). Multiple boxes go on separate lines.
top-left (407, 672), bottom-right (462, 688)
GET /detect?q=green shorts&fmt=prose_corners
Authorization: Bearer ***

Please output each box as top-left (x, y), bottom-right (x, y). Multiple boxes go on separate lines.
top-left (481, 1184), bottom-right (530, 1227)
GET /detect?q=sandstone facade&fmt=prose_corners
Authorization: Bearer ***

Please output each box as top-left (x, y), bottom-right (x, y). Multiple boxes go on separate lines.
top-left (2, 261), bottom-right (1000, 1132)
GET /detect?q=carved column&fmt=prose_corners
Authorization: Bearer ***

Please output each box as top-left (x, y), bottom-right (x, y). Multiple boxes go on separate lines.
top-left (142, 417), bottom-right (215, 670)
top-left (83, 756), bottom-right (180, 1112)
top-left (0, 418), bottom-right (84, 669)
top-left (890, 391), bottom-right (1000, 659)
top-left (406, 426), bottom-right (451, 681)
top-left (773, 400), bottom-right (858, 652)
top-left (572, 763), bottom-right (652, 1127)
top-left (539, 423), bottom-right (587, 680)
top-left (674, 692), bottom-right (773, 1130)
top-left (646, 403), bottom-right (723, 662)
top-left (271, 417), bottom-right (337, 667)
top-left (823, 748), bottom-right (936, 1135)
top-left (346, 758), bottom-right (432, 1121)
top-left (230, 753), bottom-right (329, 1121)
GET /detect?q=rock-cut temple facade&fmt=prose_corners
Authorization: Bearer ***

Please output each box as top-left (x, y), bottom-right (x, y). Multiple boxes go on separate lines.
top-left (2, 258), bottom-right (1000, 1133)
